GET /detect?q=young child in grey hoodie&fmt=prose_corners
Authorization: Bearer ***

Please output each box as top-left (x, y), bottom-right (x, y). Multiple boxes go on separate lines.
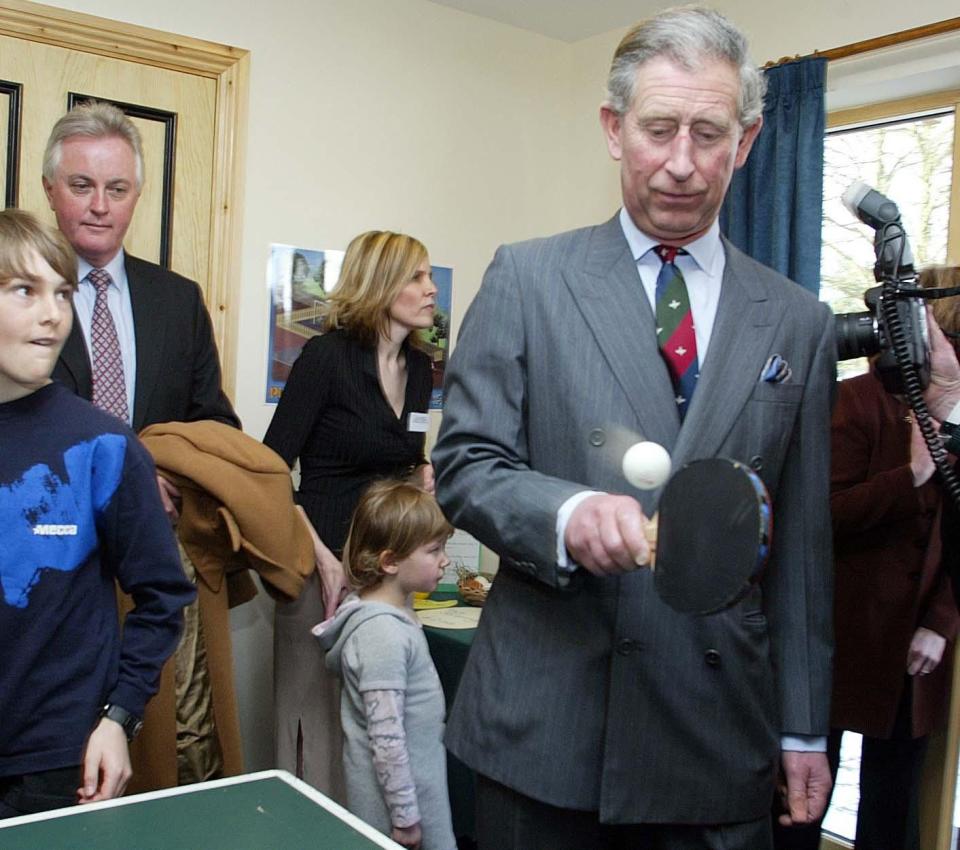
top-left (314, 479), bottom-right (456, 850)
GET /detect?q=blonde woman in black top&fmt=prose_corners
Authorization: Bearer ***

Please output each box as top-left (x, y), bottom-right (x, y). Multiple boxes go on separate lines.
top-left (264, 230), bottom-right (437, 800)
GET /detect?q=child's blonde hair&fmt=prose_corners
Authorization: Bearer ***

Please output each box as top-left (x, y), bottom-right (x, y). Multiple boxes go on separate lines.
top-left (0, 209), bottom-right (77, 290)
top-left (344, 479), bottom-right (453, 590)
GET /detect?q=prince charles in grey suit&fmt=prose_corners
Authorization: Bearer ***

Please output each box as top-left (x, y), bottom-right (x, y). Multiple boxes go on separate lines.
top-left (433, 8), bottom-right (835, 850)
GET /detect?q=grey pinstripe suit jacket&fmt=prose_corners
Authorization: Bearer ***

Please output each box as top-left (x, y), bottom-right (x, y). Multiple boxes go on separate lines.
top-left (432, 214), bottom-right (835, 824)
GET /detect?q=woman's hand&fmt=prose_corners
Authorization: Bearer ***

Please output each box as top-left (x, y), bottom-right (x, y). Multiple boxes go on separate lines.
top-left (409, 463), bottom-right (435, 495)
top-left (924, 309), bottom-right (960, 421)
top-left (316, 550), bottom-right (349, 619)
top-left (907, 626), bottom-right (946, 676)
top-left (296, 506), bottom-right (349, 618)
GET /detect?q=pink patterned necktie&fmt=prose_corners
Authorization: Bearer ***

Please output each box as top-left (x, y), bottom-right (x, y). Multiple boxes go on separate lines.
top-left (88, 269), bottom-right (129, 422)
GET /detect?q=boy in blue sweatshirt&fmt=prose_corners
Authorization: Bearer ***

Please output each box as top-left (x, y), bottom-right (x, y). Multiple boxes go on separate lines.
top-left (0, 209), bottom-right (195, 818)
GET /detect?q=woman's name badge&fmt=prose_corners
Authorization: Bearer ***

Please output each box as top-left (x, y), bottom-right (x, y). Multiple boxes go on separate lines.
top-left (408, 412), bottom-right (430, 433)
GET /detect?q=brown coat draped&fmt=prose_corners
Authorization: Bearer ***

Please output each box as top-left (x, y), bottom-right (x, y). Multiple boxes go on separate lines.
top-left (126, 420), bottom-right (315, 791)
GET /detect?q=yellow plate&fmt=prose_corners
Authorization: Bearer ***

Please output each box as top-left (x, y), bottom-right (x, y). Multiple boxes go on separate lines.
top-left (412, 598), bottom-right (459, 611)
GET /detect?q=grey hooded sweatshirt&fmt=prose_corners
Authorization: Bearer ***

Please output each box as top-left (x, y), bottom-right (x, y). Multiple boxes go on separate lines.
top-left (315, 596), bottom-right (456, 850)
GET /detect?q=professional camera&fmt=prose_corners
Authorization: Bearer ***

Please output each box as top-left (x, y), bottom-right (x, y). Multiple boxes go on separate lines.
top-left (832, 181), bottom-right (929, 394)
top-left (833, 184), bottom-right (960, 515)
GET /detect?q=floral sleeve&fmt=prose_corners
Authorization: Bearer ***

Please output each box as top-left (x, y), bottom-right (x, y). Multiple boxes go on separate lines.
top-left (362, 688), bottom-right (420, 828)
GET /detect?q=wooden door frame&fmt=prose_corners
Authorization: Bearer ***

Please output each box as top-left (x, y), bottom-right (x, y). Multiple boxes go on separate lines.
top-left (0, 0), bottom-right (248, 398)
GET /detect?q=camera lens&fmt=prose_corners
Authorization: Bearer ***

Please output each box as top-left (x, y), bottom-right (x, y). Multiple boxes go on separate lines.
top-left (835, 311), bottom-right (878, 361)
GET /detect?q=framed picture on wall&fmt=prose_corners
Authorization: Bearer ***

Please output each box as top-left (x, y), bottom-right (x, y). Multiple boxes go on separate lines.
top-left (265, 242), bottom-right (451, 409)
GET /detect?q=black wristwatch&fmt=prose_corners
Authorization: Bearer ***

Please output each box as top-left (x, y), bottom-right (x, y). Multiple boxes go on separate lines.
top-left (99, 703), bottom-right (143, 741)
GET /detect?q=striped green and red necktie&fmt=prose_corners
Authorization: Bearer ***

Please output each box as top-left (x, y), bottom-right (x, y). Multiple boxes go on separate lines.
top-left (653, 245), bottom-right (699, 418)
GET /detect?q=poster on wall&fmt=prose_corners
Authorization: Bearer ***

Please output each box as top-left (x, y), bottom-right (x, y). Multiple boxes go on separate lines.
top-left (265, 243), bottom-right (451, 409)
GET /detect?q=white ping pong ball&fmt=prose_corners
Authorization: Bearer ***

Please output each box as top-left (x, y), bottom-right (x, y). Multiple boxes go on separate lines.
top-left (622, 441), bottom-right (671, 490)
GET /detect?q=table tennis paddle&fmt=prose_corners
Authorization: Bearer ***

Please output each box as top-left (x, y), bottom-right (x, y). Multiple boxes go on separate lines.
top-left (641, 457), bottom-right (772, 615)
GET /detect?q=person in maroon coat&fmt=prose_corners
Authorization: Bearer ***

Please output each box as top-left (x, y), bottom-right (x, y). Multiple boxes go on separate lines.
top-left (829, 368), bottom-right (958, 844)
top-left (775, 266), bottom-right (960, 850)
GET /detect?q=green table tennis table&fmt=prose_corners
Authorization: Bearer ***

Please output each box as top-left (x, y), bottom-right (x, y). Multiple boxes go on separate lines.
top-left (0, 770), bottom-right (401, 849)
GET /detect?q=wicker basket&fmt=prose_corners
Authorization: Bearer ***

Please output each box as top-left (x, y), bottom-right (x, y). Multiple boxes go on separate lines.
top-left (456, 566), bottom-right (491, 607)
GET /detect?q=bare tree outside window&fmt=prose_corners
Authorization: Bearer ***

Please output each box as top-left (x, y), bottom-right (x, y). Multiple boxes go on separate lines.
top-left (821, 111), bottom-right (954, 379)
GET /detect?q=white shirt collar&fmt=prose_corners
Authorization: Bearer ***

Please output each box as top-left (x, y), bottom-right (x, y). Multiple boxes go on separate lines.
top-left (617, 207), bottom-right (723, 277)
top-left (77, 248), bottom-right (127, 287)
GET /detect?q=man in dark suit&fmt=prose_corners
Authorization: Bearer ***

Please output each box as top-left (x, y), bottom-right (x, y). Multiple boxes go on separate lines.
top-left (433, 8), bottom-right (834, 849)
top-left (43, 101), bottom-right (239, 514)
top-left (42, 101), bottom-right (239, 787)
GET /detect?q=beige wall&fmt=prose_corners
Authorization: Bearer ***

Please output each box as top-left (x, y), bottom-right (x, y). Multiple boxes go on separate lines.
top-left (40, 0), bottom-right (960, 772)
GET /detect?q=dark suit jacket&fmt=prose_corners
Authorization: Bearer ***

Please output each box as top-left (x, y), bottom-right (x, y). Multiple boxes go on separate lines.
top-left (52, 253), bottom-right (239, 431)
top-left (830, 369), bottom-right (957, 739)
top-left (433, 215), bottom-right (835, 823)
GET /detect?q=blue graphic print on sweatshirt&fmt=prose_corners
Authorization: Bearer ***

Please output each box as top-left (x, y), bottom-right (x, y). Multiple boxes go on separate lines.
top-left (1, 434), bottom-right (126, 608)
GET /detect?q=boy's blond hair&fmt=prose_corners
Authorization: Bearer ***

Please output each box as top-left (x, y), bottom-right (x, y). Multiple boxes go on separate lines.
top-left (0, 209), bottom-right (78, 290)
top-left (344, 479), bottom-right (453, 590)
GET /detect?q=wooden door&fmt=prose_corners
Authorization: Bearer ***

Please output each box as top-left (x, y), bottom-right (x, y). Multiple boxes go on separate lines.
top-left (0, 0), bottom-right (248, 395)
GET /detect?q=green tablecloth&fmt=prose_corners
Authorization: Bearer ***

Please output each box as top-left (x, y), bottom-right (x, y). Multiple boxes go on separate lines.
top-left (422, 592), bottom-right (478, 846)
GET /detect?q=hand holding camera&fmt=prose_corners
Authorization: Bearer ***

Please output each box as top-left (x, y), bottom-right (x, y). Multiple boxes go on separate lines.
top-left (924, 313), bottom-right (960, 422)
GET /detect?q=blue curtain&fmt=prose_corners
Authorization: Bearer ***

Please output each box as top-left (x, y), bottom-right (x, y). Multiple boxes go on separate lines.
top-left (720, 56), bottom-right (827, 295)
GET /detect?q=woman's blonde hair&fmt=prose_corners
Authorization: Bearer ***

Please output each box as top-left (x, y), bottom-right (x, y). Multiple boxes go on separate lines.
top-left (324, 230), bottom-right (428, 346)
top-left (0, 209), bottom-right (77, 289)
top-left (343, 479), bottom-right (453, 590)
